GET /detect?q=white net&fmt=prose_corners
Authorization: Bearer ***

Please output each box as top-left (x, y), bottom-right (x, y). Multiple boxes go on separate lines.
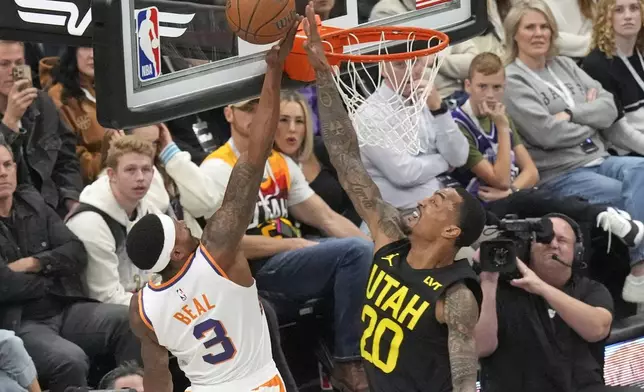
top-left (324, 32), bottom-right (447, 156)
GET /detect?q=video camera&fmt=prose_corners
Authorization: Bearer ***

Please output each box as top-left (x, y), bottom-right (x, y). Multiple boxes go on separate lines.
top-left (479, 214), bottom-right (555, 276)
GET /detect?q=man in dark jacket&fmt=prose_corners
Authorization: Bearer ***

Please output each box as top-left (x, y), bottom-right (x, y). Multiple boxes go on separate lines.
top-left (0, 142), bottom-right (140, 392)
top-left (0, 40), bottom-right (82, 217)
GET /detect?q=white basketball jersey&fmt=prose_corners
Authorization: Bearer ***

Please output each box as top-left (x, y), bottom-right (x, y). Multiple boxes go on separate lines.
top-left (139, 244), bottom-right (273, 386)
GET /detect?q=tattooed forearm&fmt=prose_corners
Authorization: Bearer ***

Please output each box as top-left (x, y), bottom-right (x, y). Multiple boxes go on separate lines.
top-left (315, 69), bottom-right (404, 241)
top-left (204, 160), bottom-right (263, 252)
top-left (445, 284), bottom-right (479, 392)
top-left (203, 67), bottom-right (281, 255)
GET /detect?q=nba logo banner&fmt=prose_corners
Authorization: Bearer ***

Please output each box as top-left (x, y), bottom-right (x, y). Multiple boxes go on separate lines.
top-left (136, 7), bottom-right (161, 82)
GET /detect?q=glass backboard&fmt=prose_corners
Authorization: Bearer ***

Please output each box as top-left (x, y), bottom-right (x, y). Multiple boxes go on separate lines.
top-left (92, 0), bottom-right (486, 128)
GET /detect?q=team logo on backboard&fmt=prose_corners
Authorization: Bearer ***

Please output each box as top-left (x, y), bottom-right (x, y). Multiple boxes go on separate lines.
top-left (136, 7), bottom-right (161, 82)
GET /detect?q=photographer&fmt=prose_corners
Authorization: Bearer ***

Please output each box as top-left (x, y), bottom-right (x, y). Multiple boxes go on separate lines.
top-left (475, 214), bottom-right (629, 392)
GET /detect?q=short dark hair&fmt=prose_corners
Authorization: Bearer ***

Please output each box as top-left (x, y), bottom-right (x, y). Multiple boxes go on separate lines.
top-left (126, 214), bottom-right (166, 271)
top-left (98, 361), bottom-right (143, 389)
top-left (454, 187), bottom-right (486, 247)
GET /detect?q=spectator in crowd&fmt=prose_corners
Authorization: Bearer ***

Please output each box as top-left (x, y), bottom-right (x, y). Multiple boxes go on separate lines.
top-left (99, 129), bottom-right (170, 215)
top-left (503, 0), bottom-right (644, 303)
top-left (97, 361), bottom-right (143, 392)
top-left (40, 47), bottom-right (108, 185)
top-left (471, 0), bottom-right (516, 56)
top-left (453, 52), bottom-right (539, 200)
top-left (102, 124), bottom-right (219, 237)
top-left (543, 0), bottom-right (596, 59)
top-left (275, 91), bottom-right (360, 237)
top-left (354, 56), bottom-right (469, 209)
top-left (583, 0), bottom-right (644, 153)
top-left (66, 136), bottom-right (160, 305)
top-left (0, 330), bottom-right (40, 392)
top-left (0, 40), bottom-right (83, 218)
top-left (455, 52), bottom-right (644, 278)
top-left (0, 141), bottom-right (139, 392)
top-left (201, 97), bottom-right (373, 391)
top-left (475, 215), bottom-right (616, 392)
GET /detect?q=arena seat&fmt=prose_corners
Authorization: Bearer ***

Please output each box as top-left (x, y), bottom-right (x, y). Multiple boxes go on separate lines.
top-left (607, 314), bottom-right (644, 345)
top-left (267, 295), bottom-right (335, 390)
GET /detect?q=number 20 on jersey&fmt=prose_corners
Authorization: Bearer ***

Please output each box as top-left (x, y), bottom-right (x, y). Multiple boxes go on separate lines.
top-left (360, 304), bottom-right (405, 373)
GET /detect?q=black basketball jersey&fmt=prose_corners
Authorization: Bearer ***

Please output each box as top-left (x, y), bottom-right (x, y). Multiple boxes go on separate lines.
top-left (361, 239), bottom-right (483, 392)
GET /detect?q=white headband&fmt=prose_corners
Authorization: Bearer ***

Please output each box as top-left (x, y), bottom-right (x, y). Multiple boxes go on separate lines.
top-left (149, 214), bottom-right (177, 273)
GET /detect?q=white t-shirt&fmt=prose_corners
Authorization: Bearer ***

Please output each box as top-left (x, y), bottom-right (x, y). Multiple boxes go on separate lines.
top-left (200, 141), bottom-right (314, 230)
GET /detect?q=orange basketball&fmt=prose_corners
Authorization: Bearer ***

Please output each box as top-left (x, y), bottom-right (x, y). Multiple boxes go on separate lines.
top-left (226, 0), bottom-right (297, 45)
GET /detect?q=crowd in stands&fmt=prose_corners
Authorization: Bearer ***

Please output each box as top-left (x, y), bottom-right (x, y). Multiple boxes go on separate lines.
top-left (2, 0), bottom-right (644, 390)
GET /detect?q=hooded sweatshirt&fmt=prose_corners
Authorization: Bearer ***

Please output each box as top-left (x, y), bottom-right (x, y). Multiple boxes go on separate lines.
top-left (66, 176), bottom-right (162, 305)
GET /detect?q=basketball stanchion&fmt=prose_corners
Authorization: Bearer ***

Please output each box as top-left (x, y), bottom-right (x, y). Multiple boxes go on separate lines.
top-left (284, 17), bottom-right (450, 155)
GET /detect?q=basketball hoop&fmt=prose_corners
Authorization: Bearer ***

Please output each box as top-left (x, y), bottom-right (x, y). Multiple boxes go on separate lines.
top-left (285, 20), bottom-right (449, 155)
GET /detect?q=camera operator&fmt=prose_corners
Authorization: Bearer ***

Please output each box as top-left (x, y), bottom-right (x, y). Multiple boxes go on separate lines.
top-left (474, 214), bottom-right (639, 392)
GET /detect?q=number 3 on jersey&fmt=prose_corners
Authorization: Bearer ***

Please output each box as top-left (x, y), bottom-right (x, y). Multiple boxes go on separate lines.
top-left (360, 304), bottom-right (404, 373)
top-left (193, 318), bottom-right (237, 365)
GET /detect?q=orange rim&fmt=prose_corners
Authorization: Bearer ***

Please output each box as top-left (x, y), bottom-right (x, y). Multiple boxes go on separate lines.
top-left (319, 26), bottom-right (449, 64)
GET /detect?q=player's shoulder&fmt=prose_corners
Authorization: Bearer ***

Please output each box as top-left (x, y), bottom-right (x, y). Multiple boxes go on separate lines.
top-left (444, 282), bottom-right (479, 311)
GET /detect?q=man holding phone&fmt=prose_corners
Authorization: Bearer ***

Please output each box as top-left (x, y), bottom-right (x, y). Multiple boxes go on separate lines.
top-left (0, 40), bottom-right (82, 217)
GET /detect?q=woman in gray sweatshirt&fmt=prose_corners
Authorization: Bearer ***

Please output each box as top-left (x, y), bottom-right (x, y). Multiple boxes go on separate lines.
top-left (503, 0), bottom-right (644, 303)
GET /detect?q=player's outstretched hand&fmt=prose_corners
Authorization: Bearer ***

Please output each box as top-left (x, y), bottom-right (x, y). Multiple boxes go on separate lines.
top-left (265, 16), bottom-right (302, 67)
top-left (302, 1), bottom-right (331, 72)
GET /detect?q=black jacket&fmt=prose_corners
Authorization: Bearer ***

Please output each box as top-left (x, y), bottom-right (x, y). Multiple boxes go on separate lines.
top-left (0, 186), bottom-right (89, 331)
top-left (0, 91), bottom-right (83, 213)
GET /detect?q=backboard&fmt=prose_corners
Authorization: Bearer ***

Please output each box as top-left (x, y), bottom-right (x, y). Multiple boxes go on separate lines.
top-left (2, 0), bottom-right (487, 128)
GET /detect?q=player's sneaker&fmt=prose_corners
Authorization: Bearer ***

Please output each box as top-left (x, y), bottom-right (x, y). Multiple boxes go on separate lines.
top-left (596, 207), bottom-right (644, 248)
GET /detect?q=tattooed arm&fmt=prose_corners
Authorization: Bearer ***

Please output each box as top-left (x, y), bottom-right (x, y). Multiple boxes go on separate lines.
top-left (444, 283), bottom-right (480, 392)
top-left (302, 3), bottom-right (404, 250)
top-left (201, 20), bottom-right (300, 266)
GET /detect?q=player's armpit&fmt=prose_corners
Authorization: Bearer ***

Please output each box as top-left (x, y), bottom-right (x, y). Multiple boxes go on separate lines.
top-left (314, 68), bottom-right (405, 249)
top-left (129, 294), bottom-right (173, 392)
top-left (444, 283), bottom-right (479, 392)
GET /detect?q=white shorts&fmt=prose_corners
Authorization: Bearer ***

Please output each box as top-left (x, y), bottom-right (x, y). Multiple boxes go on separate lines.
top-left (186, 362), bottom-right (284, 392)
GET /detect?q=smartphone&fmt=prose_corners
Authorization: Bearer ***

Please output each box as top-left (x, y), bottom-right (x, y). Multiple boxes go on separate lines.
top-left (11, 65), bottom-right (33, 90)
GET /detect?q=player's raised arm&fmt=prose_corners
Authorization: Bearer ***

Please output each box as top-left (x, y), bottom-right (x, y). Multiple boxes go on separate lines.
top-left (201, 18), bottom-right (300, 263)
top-left (301, 3), bottom-right (405, 249)
top-left (444, 283), bottom-right (480, 392)
top-left (129, 294), bottom-right (172, 392)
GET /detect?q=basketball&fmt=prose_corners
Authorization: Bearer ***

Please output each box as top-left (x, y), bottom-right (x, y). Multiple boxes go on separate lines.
top-left (226, 0), bottom-right (297, 45)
